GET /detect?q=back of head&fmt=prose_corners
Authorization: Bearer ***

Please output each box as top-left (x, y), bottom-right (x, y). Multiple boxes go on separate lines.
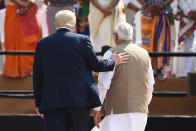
top-left (114, 22), bottom-right (133, 42)
top-left (55, 10), bottom-right (76, 30)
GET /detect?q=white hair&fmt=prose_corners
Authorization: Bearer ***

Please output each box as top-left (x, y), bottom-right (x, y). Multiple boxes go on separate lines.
top-left (55, 10), bottom-right (76, 29)
top-left (114, 22), bottom-right (133, 41)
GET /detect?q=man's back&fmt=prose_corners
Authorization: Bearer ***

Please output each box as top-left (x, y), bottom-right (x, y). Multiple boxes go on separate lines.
top-left (34, 28), bottom-right (106, 112)
top-left (39, 28), bottom-right (92, 88)
top-left (104, 42), bottom-right (150, 115)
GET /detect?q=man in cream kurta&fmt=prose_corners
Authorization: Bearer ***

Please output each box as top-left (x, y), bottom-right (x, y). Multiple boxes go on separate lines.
top-left (123, 0), bottom-right (141, 43)
top-left (92, 22), bottom-right (154, 131)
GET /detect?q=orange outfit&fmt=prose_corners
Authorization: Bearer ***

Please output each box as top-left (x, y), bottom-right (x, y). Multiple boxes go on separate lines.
top-left (3, 4), bottom-right (40, 77)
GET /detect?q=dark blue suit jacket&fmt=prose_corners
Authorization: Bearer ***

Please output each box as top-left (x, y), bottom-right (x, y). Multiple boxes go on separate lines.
top-left (33, 28), bottom-right (115, 112)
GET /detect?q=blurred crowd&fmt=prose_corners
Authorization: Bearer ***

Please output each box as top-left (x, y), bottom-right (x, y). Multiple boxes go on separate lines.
top-left (0, 0), bottom-right (196, 79)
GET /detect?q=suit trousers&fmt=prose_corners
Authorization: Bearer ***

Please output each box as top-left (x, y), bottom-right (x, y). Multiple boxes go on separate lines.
top-left (43, 107), bottom-right (90, 131)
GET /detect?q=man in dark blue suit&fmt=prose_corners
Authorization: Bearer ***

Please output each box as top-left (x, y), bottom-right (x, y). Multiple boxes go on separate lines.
top-left (33, 10), bottom-right (129, 131)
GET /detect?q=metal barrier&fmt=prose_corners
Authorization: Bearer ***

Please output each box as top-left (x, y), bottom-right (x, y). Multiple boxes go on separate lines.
top-left (1, 50), bottom-right (196, 57)
top-left (0, 90), bottom-right (34, 98)
top-left (0, 90), bottom-right (188, 98)
top-left (0, 47), bottom-right (196, 98)
top-left (0, 51), bottom-right (35, 55)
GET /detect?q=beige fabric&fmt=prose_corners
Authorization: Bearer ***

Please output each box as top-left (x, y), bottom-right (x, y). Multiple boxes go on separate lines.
top-left (104, 42), bottom-right (149, 115)
top-left (88, 0), bottom-right (126, 52)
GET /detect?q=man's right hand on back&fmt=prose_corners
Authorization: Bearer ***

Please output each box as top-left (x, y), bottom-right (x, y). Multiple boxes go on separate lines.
top-left (111, 51), bottom-right (129, 66)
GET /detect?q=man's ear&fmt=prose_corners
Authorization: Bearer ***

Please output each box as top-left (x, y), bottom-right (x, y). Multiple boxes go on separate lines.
top-left (115, 34), bottom-right (120, 43)
top-left (114, 33), bottom-right (117, 41)
top-left (70, 26), bottom-right (76, 33)
top-left (116, 34), bottom-right (120, 41)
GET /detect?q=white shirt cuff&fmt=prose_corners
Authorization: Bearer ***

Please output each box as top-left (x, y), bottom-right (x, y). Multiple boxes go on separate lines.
top-left (94, 106), bottom-right (102, 111)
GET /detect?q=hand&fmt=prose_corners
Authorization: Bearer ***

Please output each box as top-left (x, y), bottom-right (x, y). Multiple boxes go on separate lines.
top-left (111, 52), bottom-right (129, 66)
top-left (156, 5), bottom-right (164, 12)
top-left (44, 0), bottom-right (50, 5)
top-left (104, 8), bottom-right (112, 17)
top-left (100, 7), bottom-right (112, 17)
top-left (146, 5), bottom-right (162, 17)
top-left (17, 6), bottom-right (27, 15)
top-left (145, 5), bottom-right (155, 14)
top-left (94, 110), bottom-right (101, 128)
top-left (127, 3), bottom-right (140, 12)
top-left (17, 0), bottom-right (31, 7)
top-left (36, 107), bottom-right (44, 119)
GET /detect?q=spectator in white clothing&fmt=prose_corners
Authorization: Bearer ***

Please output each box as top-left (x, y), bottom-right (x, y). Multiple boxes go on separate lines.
top-left (123, 0), bottom-right (141, 43)
top-left (92, 22), bottom-right (154, 131)
top-left (0, 0), bottom-right (5, 74)
top-left (174, 0), bottom-right (196, 77)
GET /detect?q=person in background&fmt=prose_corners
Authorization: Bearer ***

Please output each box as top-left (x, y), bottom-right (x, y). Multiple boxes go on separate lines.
top-left (2, 0), bottom-right (41, 77)
top-left (77, 0), bottom-right (90, 36)
top-left (88, 0), bottom-right (126, 52)
top-left (0, 0), bottom-right (5, 50)
top-left (36, 0), bottom-right (49, 38)
top-left (123, 0), bottom-right (141, 42)
top-left (44, 0), bottom-right (77, 35)
top-left (92, 22), bottom-right (154, 131)
top-left (0, 0), bottom-right (5, 74)
top-left (138, 0), bottom-right (174, 80)
top-left (0, 0), bottom-right (5, 9)
top-left (174, 0), bottom-right (196, 77)
top-left (0, 0), bottom-right (5, 49)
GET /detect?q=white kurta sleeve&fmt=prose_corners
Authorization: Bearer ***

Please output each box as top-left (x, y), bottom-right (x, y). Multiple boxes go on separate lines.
top-left (94, 50), bottom-right (115, 111)
top-left (179, 0), bottom-right (191, 15)
top-left (148, 58), bottom-right (154, 105)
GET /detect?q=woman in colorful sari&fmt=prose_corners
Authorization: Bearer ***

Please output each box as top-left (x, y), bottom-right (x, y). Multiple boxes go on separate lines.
top-left (2, 0), bottom-right (41, 77)
top-left (138, 0), bottom-right (173, 79)
top-left (88, 0), bottom-right (126, 52)
top-left (77, 0), bottom-right (90, 36)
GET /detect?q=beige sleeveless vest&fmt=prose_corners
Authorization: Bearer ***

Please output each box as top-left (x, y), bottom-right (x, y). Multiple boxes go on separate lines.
top-left (104, 41), bottom-right (150, 115)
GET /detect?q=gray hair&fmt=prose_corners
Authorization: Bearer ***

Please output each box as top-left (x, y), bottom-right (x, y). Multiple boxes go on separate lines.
top-left (55, 10), bottom-right (76, 29)
top-left (114, 22), bottom-right (133, 41)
